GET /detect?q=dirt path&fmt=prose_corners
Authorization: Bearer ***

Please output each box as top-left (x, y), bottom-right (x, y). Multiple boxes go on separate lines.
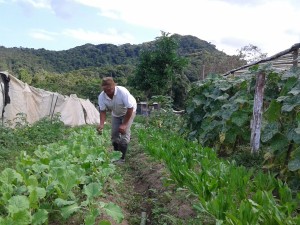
top-left (113, 135), bottom-right (198, 225)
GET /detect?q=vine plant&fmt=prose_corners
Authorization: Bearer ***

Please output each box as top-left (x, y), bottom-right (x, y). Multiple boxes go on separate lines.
top-left (184, 65), bottom-right (300, 184)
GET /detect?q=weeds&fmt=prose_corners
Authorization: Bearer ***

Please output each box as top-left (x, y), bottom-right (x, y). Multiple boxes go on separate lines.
top-left (0, 114), bottom-right (67, 170)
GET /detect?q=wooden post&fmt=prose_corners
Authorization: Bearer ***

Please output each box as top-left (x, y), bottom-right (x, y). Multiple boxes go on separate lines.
top-left (292, 48), bottom-right (298, 68)
top-left (140, 212), bottom-right (147, 225)
top-left (250, 71), bottom-right (266, 153)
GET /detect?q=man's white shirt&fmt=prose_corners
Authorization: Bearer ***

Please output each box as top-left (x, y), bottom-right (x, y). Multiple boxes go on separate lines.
top-left (98, 86), bottom-right (137, 117)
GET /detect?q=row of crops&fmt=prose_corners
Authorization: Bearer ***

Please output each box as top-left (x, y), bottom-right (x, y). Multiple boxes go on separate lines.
top-left (137, 125), bottom-right (300, 224)
top-left (1, 63), bottom-right (300, 224)
top-left (133, 64), bottom-right (300, 224)
top-left (1, 113), bottom-right (299, 224)
top-left (0, 123), bottom-right (124, 225)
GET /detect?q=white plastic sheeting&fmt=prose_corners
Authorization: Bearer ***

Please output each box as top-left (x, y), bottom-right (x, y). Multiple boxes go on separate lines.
top-left (0, 71), bottom-right (100, 127)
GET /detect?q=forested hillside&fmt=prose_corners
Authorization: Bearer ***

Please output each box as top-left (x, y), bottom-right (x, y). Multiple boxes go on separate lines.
top-left (0, 34), bottom-right (244, 81)
top-left (0, 33), bottom-right (246, 108)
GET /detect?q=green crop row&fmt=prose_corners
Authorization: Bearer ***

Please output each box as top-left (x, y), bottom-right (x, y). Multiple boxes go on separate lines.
top-left (0, 126), bottom-right (124, 225)
top-left (136, 126), bottom-right (300, 224)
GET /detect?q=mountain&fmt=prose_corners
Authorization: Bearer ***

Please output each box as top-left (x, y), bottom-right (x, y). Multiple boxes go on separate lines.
top-left (0, 34), bottom-right (244, 82)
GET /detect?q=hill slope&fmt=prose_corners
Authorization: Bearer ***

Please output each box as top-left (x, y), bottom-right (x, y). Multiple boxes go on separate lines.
top-left (0, 34), bottom-right (244, 81)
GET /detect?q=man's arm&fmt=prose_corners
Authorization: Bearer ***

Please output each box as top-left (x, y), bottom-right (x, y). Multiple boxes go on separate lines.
top-left (97, 111), bottom-right (106, 133)
top-left (119, 107), bottom-right (133, 134)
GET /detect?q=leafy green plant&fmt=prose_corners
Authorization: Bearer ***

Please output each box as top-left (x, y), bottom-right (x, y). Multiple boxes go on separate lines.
top-left (136, 126), bottom-right (300, 224)
top-left (184, 66), bottom-right (300, 183)
top-left (0, 114), bottom-right (67, 171)
top-left (0, 126), bottom-right (124, 224)
top-left (250, 68), bottom-right (300, 190)
top-left (184, 74), bottom-right (254, 153)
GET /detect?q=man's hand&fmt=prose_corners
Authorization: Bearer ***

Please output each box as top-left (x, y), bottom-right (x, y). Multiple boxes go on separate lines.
top-left (119, 124), bottom-right (127, 134)
top-left (97, 124), bottom-right (104, 135)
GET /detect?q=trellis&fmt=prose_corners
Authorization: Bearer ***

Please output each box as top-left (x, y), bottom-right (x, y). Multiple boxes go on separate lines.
top-left (223, 43), bottom-right (300, 152)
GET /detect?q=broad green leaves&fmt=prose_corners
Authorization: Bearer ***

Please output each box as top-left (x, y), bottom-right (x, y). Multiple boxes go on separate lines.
top-left (185, 67), bottom-right (300, 176)
top-left (0, 168), bottom-right (23, 184)
top-left (0, 126), bottom-right (124, 224)
top-left (288, 159), bottom-right (300, 171)
top-left (264, 100), bottom-right (281, 122)
top-left (185, 74), bottom-right (253, 149)
top-left (60, 203), bottom-right (80, 219)
top-left (102, 202), bottom-right (124, 223)
top-left (84, 182), bottom-right (102, 200)
top-left (7, 196), bottom-right (30, 214)
top-left (31, 209), bottom-right (48, 225)
top-left (261, 122), bottom-right (279, 142)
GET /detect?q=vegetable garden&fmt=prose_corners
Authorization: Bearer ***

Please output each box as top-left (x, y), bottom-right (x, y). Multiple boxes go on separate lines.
top-left (1, 49), bottom-right (300, 223)
top-left (0, 117), bottom-right (125, 224)
top-left (0, 99), bottom-right (300, 224)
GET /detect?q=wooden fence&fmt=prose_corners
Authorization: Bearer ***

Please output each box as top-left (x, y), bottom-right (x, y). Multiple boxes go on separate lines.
top-left (223, 43), bottom-right (300, 152)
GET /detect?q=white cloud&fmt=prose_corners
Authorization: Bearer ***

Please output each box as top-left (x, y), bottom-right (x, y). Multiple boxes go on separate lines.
top-left (98, 9), bottom-right (120, 20)
top-left (50, 0), bottom-right (73, 19)
top-left (14, 0), bottom-right (78, 18)
top-left (5, 0), bottom-right (300, 55)
top-left (62, 28), bottom-right (135, 44)
top-left (71, 0), bottom-right (300, 55)
top-left (29, 29), bottom-right (57, 41)
top-left (13, 0), bottom-right (50, 9)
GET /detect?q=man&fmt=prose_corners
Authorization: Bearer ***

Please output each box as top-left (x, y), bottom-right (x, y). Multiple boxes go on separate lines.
top-left (97, 77), bottom-right (137, 163)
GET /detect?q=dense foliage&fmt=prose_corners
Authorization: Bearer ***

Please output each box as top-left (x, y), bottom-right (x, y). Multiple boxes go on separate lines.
top-left (0, 34), bottom-right (244, 79)
top-left (0, 114), bottom-right (67, 171)
top-left (184, 65), bottom-right (300, 188)
top-left (0, 33), bottom-right (245, 108)
top-left (0, 118), bottom-right (124, 224)
top-left (129, 32), bottom-right (190, 108)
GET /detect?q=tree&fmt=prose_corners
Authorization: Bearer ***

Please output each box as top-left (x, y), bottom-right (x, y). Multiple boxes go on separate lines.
top-left (129, 31), bottom-right (189, 107)
top-left (18, 68), bottom-right (32, 84)
top-left (237, 44), bottom-right (267, 64)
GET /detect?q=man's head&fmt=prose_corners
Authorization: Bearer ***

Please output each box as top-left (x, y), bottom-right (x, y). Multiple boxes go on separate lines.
top-left (101, 77), bottom-right (116, 96)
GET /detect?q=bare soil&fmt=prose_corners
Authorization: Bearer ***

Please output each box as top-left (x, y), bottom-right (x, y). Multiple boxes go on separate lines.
top-left (109, 135), bottom-right (200, 225)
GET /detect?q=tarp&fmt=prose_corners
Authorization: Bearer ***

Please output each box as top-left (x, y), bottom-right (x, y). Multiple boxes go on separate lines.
top-left (0, 82), bottom-right (4, 119)
top-left (0, 71), bottom-right (100, 127)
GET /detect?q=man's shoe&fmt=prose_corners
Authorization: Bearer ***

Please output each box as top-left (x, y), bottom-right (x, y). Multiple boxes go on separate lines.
top-left (114, 159), bottom-right (125, 164)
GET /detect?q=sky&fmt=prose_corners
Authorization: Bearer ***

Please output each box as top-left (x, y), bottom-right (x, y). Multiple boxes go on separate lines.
top-left (0, 0), bottom-right (300, 57)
